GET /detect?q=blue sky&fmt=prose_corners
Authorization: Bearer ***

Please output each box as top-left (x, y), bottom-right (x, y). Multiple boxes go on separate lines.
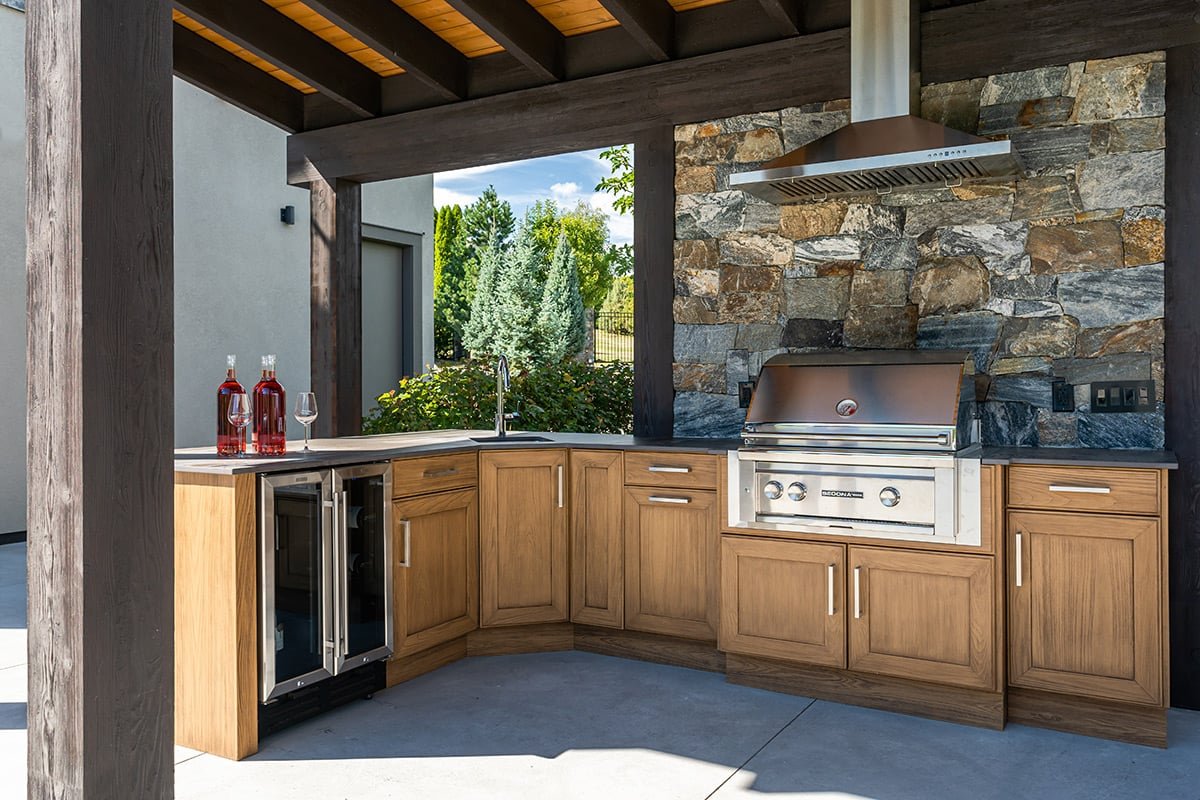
top-left (433, 147), bottom-right (633, 246)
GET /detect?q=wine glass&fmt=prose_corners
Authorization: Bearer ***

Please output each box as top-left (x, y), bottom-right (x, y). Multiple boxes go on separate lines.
top-left (294, 392), bottom-right (318, 452)
top-left (227, 393), bottom-right (253, 458)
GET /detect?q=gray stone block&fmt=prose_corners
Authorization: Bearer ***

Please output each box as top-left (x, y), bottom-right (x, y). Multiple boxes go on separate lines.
top-left (673, 392), bottom-right (746, 438)
top-left (782, 318), bottom-right (843, 349)
top-left (674, 324), bottom-right (737, 363)
top-left (980, 66), bottom-right (1071, 106)
top-left (916, 312), bottom-right (1005, 372)
top-left (863, 237), bottom-right (919, 271)
top-left (1076, 150), bottom-right (1165, 210)
top-left (1057, 263), bottom-right (1164, 327)
top-left (980, 401), bottom-right (1039, 447)
top-left (903, 195), bottom-right (1014, 236)
top-left (1009, 126), bottom-right (1093, 173)
top-left (939, 222), bottom-right (1029, 268)
top-left (1077, 411), bottom-right (1165, 449)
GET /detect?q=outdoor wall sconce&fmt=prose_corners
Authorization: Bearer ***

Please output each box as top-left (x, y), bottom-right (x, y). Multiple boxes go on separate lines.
top-left (280, 205), bottom-right (296, 226)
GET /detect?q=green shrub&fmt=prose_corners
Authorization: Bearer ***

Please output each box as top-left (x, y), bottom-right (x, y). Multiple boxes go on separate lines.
top-left (364, 359), bottom-right (634, 435)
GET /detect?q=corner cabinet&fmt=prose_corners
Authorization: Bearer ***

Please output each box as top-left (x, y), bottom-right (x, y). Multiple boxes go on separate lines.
top-left (479, 449), bottom-right (569, 627)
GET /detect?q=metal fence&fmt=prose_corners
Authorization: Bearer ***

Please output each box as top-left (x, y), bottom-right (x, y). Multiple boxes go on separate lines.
top-left (593, 311), bottom-right (633, 363)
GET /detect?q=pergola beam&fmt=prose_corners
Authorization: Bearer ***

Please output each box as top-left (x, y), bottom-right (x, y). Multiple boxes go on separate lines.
top-left (172, 24), bottom-right (305, 132)
top-left (302, 0), bottom-right (469, 101)
top-left (754, 0), bottom-right (803, 35)
top-left (444, 0), bottom-right (564, 81)
top-left (173, 0), bottom-right (380, 117)
top-left (596, 0), bottom-right (675, 62)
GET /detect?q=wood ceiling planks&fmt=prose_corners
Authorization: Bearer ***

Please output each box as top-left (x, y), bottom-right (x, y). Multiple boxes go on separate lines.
top-left (529, 0), bottom-right (619, 36)
top-left (172, 10), bottom-right (317, 93)
top-left (393, 0), bottom-right (504, 57)
top-left (265, 0), bottom-right (405, 76)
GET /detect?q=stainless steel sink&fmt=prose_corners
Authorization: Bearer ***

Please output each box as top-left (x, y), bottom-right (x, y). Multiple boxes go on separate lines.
top-left (470, 435), bottom-right (552, 443)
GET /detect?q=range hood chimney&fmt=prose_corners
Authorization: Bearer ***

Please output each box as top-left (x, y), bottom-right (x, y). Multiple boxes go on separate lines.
top-left (730, 0), bottom-right (1022, 204)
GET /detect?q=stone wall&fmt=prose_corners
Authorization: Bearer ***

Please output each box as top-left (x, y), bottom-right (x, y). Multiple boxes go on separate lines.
top-left (672, 52), bottom-right (1166, 447)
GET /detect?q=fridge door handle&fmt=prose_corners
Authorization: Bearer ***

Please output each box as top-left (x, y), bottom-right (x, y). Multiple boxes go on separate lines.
top-left (338, 489), bottom-right (350, 657)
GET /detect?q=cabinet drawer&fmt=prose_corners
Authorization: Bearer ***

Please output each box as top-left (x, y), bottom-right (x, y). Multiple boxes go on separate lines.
top-left (392, 452), bottom-right (478, 498)
top-left (624, 451), bottom-right (719, 490)
top-left (1008, 465), bottom-right (1159, 515)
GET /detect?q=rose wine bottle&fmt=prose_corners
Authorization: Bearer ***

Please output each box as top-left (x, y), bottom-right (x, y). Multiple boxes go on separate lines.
top-left (253, 354), bottom-right (287, 456)
top-left (216, 355), bottom-right (246, 457)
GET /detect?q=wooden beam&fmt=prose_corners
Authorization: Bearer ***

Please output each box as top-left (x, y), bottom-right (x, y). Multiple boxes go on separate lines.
top-left (633, 128), bottom-right (674, 438)
top-left (753, 0), bottom-right (803, 35)
top-left (302, 0), bottom-right (468, 100)
top-left (596, 0), bottom-right (674, 61)
top-left (173, 0), bottom-right (380, 117)
top-left (1165, 42), bottom-right (1200, 711)
top-left (288, 0), bottom-right (1200, 182)
top-left (310, 178), bottom-right (364, 437)
top-left (26, 0), bottom-right (175, 796)
top-left (444, 0), bottom-right (564, 81)
top-left (172, 24), bottom-right (305, 132)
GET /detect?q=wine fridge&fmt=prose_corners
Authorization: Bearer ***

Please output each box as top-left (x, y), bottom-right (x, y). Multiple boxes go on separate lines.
top-left (259, 463), bottom-right (393, 704)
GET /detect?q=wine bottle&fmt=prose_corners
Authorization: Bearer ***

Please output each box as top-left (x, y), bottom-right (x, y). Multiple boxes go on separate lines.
top-left (216, 355), bottom-right (246, 457)
top-left (253, 354), bottom-right (287, 456)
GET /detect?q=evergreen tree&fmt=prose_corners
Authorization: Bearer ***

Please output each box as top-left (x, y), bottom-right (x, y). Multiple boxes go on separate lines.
top-left (462, 236), bottom-right (503, 358)
top-left (433, 205), bottom-right (471, 358)
top-left (492, 233), bottom-right (544, 367)
top-left (463, 186), bottom-right (516, 258)
top-left (538, 233), bottom-right (586, 361)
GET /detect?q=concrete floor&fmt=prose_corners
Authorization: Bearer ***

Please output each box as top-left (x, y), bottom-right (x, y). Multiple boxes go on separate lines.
top-left (3, 541), bottom-right (1200, 799)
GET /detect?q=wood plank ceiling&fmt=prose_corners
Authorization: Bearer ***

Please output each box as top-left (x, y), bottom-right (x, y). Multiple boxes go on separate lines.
top-left (175, 0), bottom-right (980, 133)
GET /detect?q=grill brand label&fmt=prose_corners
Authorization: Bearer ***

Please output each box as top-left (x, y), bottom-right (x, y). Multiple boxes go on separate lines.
top-left (821, 489), bottom-right (864, 499)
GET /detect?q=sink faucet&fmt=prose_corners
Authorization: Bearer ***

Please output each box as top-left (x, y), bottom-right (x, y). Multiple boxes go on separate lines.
top-left (495, 355), bottom-right (518, 437)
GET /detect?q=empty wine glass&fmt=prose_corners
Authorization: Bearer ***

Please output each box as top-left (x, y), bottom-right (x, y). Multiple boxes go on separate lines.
top-left (294, 392), bottom-right (318, 452)
top-left (227, 393), bottom-right (253, 458)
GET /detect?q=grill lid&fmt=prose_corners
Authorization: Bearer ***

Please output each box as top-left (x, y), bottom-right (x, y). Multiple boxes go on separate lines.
top-left (743, 350), bottom-right (974, 451)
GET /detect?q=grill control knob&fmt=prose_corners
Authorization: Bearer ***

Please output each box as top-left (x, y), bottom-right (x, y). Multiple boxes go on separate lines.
top-left (763, 480), bottom-right (784, 500)
top-left (879, 487), bottom-right (901, 508)
top-left (787, 482), bottom-right (807, 501)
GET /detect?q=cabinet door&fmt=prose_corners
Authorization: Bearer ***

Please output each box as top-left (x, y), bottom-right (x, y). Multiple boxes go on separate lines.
top-left (480, 450), bottom-right (569, 627)
top-left (720, 536), bottom-right (845, 668)
top-left (1009, 510), bottom-right (1161, 705)
top-left (624, 486), bottom-right (719, 641)
top-left (571, 450), bottom-right (624, 628)
top-left (392, 488), bottom-right (479, 658)
top-left (848, 547), bottom-right (995, 690)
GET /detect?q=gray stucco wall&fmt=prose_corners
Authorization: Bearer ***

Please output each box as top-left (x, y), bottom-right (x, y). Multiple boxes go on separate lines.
top-left (0, 8), bottom-right (433, 532)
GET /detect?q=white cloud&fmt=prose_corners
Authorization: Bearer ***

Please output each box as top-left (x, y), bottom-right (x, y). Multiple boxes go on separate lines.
top-left (550, 181), bottom-right (581, 200)
top-left (435, 160), bottom-right (523, 183)
top-left (433, 187), bottom-right (479, 209)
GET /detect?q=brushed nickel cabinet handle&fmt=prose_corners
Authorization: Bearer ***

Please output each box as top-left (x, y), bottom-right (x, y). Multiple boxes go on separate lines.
top-left (853, 566), bottom-right (862, 620)
top-left (1048, 484), bottom-right (1111, 494)
top-left (827, 564), bottom-right (836, 617)
top-left (648, 495), bottom-right (691, 504)
top-left (648, 465), bottom-right (690, 473)
top-left (557, 464), bottom-right (564, 509)
top-left (423, 467), bottom-right (458, 478)
top-left (1015, 532), bottom-right (1022, 587)
top-left (399, 519), bottom-right (412, 568)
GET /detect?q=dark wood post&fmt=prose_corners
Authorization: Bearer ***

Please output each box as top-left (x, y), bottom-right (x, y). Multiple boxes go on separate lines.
top-left (26, 1), bottom-right (175, 796)
top-left (310, 176), bottom-right (363, 437)
top-left (1165, 43), bottom-right (1200, 710)
top-left (633, 127), bottom-right (675, 438)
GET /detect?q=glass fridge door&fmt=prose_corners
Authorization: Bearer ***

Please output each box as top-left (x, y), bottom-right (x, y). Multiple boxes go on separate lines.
top-left (259, 470), bottom-right (335, 702)
top-left (332, 463), bottom-right (394, 674)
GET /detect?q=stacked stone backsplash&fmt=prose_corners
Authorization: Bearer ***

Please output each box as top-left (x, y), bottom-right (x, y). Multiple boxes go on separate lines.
top-left (672, 52), bottom-right (1166, 448)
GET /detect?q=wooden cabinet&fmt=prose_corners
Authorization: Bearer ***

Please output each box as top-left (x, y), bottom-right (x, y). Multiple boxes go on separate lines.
top-left (720, 536), bottom-right (845, 668)
top-left (479, 449), bottom-right (569, 627)
top-left (624, 485), bottom-right (719, 641)
top-left (570, 450), bottom-right (624, 628)
top-left (623, 451), bottom-right (720, 491)
top-left (392, 488), bottom-right (479, 658)
top-left (393, 451), bottom-right (477, 499)
top-left (1008, 510), bottom-right (1162, 705)
top-left (847, 546), bottom-right (996, 691)
top-left (1007, 465), bottom-right (1159, 516)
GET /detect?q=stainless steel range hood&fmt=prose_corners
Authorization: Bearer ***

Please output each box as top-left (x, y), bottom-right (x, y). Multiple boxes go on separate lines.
top-left (730, 0), bottom-right (1022, 204)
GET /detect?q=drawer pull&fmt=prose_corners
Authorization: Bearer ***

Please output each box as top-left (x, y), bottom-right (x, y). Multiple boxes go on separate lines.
top-left (557, 464), bottom-right (564, 509)
top-left (827, 564), bottom-right (835, 617)
top-left (648, 495), bottom-right (691, 504)
top-left (1015, 532), bottom-right (1022, 587)
top-left (853, 566), bottom-right (862, 619)
top-left (399, 519), bottom-right (412, 568)
top-left (1048, 484), bottom-right (1111, 494)
top-left (422, 467), bottom-right (458, 478)
top-left (648, 465), bottom-right (691, 474)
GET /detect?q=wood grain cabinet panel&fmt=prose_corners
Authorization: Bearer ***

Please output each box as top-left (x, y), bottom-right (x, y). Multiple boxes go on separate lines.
top-left (623, 451), bottom-right (720, 490)
top-left (392, 488), bottom-right (479, 658)
top-left (393, 451), bottom-right (478, 499)
top-left (570, 450), bottom-right (625, 628)
top-left (480, 450), bottom-right (569, 627)
top-left (1008, 465), bottom-right (1159, 515)
top-left (1008, 510), bottom-right (1161, 705)
top-left (624, 486), bottom-right (719, 641)
top-left (720, 536), bottom-right (846, 668)
top-left (847, 547), bottom-right (996, 691)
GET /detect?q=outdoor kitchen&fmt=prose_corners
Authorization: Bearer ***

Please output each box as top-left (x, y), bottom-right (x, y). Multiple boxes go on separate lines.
top-left (13, 0), bottom-right (1200, 798)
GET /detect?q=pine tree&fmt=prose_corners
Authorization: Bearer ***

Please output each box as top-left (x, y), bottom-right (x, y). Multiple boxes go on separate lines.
top-left (492, 233), bottom-right (545, 367)
top-left (462, 186), bottom-right (516, 258)
top-left (462, 236), bottom-right (503, 358)
top-left (538, 233), bottom-right (586, 361)
top-left (433, 205), bottom-right (470, 358)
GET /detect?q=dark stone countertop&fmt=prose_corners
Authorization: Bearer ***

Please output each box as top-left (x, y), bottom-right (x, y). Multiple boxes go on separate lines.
top-left (979, 446), bottom-right (1176, 469)
top-left (174, 430), bottom-right (742, 476)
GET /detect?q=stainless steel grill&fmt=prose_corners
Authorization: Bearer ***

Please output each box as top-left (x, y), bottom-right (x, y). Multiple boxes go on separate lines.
top-left (728, 351), bottom-right (982, 546)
